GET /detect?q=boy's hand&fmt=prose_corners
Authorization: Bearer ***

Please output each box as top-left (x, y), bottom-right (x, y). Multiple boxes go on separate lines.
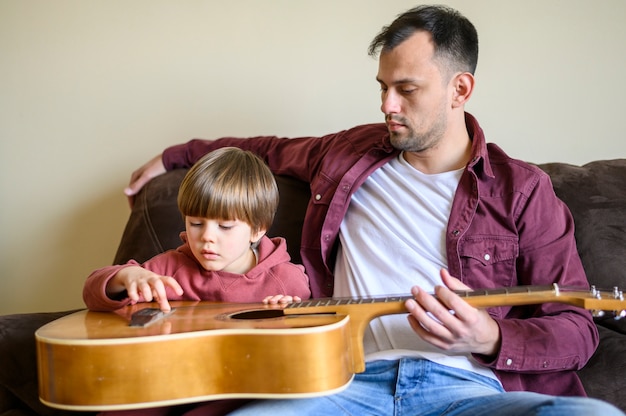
top-left (106, 266), bottom-right (184, 312)
top-left (262, 294), bottom-right (302, 305)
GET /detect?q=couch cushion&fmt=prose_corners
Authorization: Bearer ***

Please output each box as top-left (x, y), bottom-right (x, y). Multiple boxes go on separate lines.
top-left (577, 325), bottom-right (626, 410)
top-left (538, 159), bottom-right (626, 331)
top-left (265, 175), bottom-right (310, 264)
top-left (113, 169), bottom-right (187, 265)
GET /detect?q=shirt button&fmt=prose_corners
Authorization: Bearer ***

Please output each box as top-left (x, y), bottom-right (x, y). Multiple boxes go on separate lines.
top-left (484, 254), bottom-right (491, 261)
top-left (506, 358), bottom-right (513, 366)
top-left (315, 194), bottom-right (322, 201)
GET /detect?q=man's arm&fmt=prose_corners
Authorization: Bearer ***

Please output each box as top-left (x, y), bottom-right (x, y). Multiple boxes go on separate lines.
top-left (124, 124), bottom-right (388, 207)
top-left (124, 154), bottom-right (166, 206)
top-left (479, 172), bottom-right (598, 373)
top-left (124, 133), bottom-right (328, 206)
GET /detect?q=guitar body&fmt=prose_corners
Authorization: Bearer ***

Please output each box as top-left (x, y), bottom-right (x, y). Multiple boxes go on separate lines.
top-left (36, 302), bottom-right (354, 411)
top-left (36, 286), bottom-right (625, 411)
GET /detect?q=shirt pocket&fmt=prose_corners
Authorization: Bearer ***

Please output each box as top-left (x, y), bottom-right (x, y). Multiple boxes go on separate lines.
top-left (310, 174), bottom-right (337, 207)
top-left (458, 235), bottom-right (519, 288)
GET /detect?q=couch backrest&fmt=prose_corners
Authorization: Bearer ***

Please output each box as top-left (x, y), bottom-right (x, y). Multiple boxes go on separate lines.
top-left (536, 160), bottom-right (626, 290)
top-left (114, 160), bottom-right (626, 301)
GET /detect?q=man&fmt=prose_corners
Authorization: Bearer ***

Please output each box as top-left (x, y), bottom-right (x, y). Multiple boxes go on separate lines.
top-left (125, 5), bottom-right (623, 416)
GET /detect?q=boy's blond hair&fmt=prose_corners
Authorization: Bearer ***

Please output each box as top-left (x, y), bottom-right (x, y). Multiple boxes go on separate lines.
top-left (177, 147), bottom-right (279, 233)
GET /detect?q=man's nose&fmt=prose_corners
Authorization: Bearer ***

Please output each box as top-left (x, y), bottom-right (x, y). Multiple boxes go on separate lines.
top-left (381, 90), bottom-right (400, 115)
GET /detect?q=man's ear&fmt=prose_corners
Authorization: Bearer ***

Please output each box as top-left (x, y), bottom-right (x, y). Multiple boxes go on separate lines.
top-left (450, 72), bottom-right (475, 108)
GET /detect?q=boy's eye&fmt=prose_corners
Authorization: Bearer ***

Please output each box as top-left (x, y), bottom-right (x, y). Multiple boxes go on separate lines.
top-left (219, 224), bottom-right (234, 230)
top-left (186, 217), bottom-right (204, 227)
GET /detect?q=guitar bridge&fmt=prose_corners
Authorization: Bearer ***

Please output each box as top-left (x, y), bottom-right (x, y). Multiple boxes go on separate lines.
top-left (129, 308), bottom-right (175, 327)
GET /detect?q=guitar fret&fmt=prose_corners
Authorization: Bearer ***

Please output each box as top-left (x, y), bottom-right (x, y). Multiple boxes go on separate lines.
top-left (289, 285), bottom-right (566, 310)
top-left (454, 285), bottom-right (556, 298)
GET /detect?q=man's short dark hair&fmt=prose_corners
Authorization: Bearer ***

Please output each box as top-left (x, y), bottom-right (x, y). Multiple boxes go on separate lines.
top-left (368, 5), bottom-right (479, 75)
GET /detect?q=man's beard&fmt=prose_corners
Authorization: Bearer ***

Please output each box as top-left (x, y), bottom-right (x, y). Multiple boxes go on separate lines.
top-left (388, 112), bottom-right (447, 153)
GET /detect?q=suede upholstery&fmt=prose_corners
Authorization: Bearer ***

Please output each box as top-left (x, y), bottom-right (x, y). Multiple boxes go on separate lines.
top-left (1, 159), bottom-right (625, 415)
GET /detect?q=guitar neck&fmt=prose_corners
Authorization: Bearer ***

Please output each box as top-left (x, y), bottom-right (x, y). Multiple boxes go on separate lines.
top-left (286, 284), bottom-right (625, 313)
top-left (280, 284), bottom-right (624, 372)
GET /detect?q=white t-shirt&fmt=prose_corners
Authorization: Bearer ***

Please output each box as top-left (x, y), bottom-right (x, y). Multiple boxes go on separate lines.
top-left (334, 152), bottom-right (498, 380)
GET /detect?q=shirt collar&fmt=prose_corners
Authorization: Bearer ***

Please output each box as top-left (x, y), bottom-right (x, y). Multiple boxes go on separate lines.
top-left (465, 112), bottom-right (494, 178)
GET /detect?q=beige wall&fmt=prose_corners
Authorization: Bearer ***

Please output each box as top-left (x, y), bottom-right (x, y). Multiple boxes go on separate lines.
top-left (1, 0), bottom-right (625, 314)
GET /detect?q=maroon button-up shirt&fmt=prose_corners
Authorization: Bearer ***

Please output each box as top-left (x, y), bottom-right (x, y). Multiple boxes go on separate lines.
top-left (163, 112), bottom-right (598, 397)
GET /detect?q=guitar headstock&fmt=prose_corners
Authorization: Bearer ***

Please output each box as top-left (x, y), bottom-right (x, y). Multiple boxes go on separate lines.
top-left (460, 284), bottom-right (626, 319)
top-left (586, 286), bottom-right (626, 319)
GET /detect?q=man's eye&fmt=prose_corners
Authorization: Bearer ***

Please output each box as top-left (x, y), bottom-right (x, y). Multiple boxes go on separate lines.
top-left (401, 88), bottom-right (416, 94)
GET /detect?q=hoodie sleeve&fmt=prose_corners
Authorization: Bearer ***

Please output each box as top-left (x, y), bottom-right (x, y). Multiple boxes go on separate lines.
top-left (82, 262), bottom-right (140, 311)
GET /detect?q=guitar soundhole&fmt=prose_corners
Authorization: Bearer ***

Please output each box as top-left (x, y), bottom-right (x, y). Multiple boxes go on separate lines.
top-left (230, 309), bottom-right (286, 320)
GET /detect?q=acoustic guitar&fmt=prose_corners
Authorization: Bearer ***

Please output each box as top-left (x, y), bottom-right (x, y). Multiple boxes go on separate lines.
top-left (36, 284), bottom-right (624, 411)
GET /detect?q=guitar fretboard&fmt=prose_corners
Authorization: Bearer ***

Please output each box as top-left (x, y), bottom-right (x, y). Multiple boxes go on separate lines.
top-left (287, 284), bottom-right (561, 310)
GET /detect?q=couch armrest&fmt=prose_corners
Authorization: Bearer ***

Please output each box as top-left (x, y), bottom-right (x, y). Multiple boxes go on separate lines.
top-left (0, 311), bottom-right (94, 416)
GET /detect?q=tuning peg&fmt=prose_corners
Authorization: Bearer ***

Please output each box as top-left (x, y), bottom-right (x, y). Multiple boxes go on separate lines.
top-left (592, 310), bottom-right (605, 318)
top-left (613, 310), bottom-right (626, 320)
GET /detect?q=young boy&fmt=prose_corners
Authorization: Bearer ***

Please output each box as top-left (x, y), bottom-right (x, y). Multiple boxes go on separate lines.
top-left (83, 147), bottom-right (311, 312)
top-left (82, 147), bottom-right (311, 416)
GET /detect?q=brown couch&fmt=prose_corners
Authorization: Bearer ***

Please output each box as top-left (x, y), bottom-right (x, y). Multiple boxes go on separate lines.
top-left (1, 159), bottom-right (625, 415)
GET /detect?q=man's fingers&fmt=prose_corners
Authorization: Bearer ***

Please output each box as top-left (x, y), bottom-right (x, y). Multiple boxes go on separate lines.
top-left (440, 268), bottom-right (471, 291)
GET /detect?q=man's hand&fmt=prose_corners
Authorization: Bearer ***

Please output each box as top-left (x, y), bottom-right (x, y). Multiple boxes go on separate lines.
top-left (106, 266), bottom-right (184, 312)
top-left (124, 154), bottom-right (166, 208)
top-left (405, 269), bottom-right (501, 357)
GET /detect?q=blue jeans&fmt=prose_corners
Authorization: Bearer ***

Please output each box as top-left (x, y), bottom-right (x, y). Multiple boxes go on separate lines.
top-left (227, 358), bottom-right (623, 416)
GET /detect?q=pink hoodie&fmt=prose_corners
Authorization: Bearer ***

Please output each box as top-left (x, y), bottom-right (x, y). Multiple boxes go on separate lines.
top-left (83, 234), bottom-right (310, 311)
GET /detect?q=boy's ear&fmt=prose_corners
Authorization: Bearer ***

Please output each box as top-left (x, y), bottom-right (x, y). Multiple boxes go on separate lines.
top-left (251, 228), bottom-right (267, 244)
